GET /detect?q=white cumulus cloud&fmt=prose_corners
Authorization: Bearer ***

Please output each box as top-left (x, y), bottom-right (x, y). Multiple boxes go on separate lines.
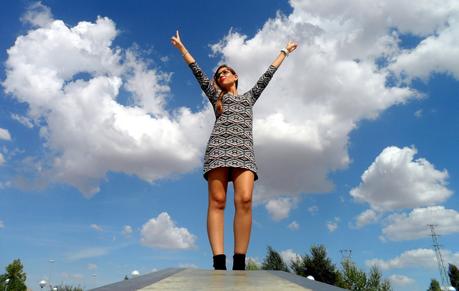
top-left (381, 206), bottom-right (459, 241)
top-left (280, 249), bottom-right (300, 267)
top-left (3, 6), bottom-right (213, 196)
top-left (326, 217), bottom-right (340, 232)
top-left (366, 248), bottom-right (459, 270)
top-left (90, 224), bottom-right (103, 232)
top-left (265, 197), bottom-right (297, 221)
top-left (388, 274), bottom-right (415, 286)
top-left (0, 128), bottom-right (11, 141)
top-left (140, 212), bottom-right (196, 250)
top-left (122, 225), bottom-right (133, 236)
top-left (288, 221), bottom-right (299, 230)
top-left (4, 0), bottom-right (459, 208)
top-left (350, 146), bottom-right (452, 212)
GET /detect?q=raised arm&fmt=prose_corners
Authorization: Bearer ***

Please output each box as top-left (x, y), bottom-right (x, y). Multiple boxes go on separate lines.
top-left (171, 30), bottom-right (195, 65)
top-left (271, 41), bottom-right (298, 68)
top-left (171, 30), bottom-right (217, 101)
top-left (249, 41), bottom-right (298, 104)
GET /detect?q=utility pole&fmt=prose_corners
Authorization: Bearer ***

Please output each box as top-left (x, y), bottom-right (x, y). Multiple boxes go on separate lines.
top-left (340, 249), bottom-right (352, 261)
top-left (428, 224), bottom-right (451, 288)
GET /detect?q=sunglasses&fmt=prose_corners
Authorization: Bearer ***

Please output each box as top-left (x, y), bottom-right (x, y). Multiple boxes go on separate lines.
top-left (216, 69), bottom-right (233, 79)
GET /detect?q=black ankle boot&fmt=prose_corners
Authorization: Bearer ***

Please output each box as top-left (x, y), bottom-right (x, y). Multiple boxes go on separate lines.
top-left (213, 254), bottom-right (227, 270)
top-left (232, 253), bottom-right (246, 270)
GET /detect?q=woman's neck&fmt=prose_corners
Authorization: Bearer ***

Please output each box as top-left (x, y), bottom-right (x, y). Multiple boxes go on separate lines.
top-left (226, 85), bottom-right (238, 95)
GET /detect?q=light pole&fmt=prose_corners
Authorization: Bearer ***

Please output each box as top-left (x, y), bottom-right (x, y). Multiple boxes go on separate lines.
top-left (4, 278), bottom-right (10, 291)
top-left (49, 259), bottom-right (55, 290)
top-left (39, 280), bottom-right (47, 289)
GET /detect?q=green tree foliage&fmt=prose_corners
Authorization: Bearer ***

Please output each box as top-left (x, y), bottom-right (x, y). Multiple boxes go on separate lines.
top-left (0, 259), bottom-right (27, 291)
top-left (427, 279), bottom-right (442, 291)
top-left (290, 244), bottom-right (339, 285)
top-left (449, 264), bottom-right (459, 289)
top-left (246, 259), bottom-right (260, 270)
top-left (336, 259), bottom-right (392, 291)
top-left (261, 246), bottom-right (289, 272)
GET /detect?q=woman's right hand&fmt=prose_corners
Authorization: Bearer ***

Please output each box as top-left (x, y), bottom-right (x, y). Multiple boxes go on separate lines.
top-left (171, 30), bottom-right (184, 49)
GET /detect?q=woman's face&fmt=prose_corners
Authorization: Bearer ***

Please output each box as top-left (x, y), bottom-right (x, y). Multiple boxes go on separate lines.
top-left (216, 67), bottom-right (237, 89)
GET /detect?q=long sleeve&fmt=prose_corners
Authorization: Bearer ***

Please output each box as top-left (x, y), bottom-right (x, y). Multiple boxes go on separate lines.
top-left (248, 65), bottom-right (278, 105)
top-left (188, 62), bottom-right (218, 104)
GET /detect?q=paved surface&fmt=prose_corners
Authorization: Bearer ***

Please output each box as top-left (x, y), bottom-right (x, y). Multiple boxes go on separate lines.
top-left (89, 268), bottom-right (348, 291)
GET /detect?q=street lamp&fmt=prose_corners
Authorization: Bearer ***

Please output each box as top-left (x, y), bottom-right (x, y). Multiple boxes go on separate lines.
top-left (39, 280), bottom-right (47, 289)
top-left (4, 278), bottom-right (10, 291)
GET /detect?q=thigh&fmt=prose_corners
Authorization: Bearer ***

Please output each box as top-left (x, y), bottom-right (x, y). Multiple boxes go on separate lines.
top-left (207, 167), bottom-right (229, 201)
top-left (232, 168), bottom-right (255, 199)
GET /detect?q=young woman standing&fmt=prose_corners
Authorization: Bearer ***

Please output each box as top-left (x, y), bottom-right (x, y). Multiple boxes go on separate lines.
top-left (171, 30), bottom-right (297, 270)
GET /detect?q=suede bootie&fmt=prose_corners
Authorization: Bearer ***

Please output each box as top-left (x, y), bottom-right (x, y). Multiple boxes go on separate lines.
top-left (213, 254), bottom-right (227, 270)
top-left (232, 253), bottom-right (246, 270)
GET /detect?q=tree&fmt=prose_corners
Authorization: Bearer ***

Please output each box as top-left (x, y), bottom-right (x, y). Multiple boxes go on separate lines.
top-left (336, 259), bottom-right (392, 291)
top-left (261, 246), bottom-right (289, 272)
top-left (290, 244), bottom-right (339, 285)
top-left (337, 259), bottom-right (367, 290)
top-left (246, 259), bottom-right (260, 270)
top-left (0, 259), bottom-right (27, 291)
top-left (449, 264), bottom-right (459, 289)
top-left (427, 279), bottom-right (442, 291)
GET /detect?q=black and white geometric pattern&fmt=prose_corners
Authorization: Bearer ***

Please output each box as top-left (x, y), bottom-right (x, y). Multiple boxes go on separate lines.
top-left (189, 62), bottom-right (278, 181)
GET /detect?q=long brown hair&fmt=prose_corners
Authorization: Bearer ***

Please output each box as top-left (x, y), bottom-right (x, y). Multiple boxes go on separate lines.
top-left (213, 64), bottom-right (238, 114)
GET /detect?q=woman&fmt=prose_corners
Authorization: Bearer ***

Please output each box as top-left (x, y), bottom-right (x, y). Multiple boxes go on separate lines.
top-left (171, 30), bottom-right (297, 270)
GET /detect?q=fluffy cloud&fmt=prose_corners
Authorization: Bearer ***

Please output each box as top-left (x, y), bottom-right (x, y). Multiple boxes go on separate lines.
top-left (366, 248), bottom-right (459, 270)
top-left (20, 1), bottom-right (53, 27)
top-left (265, 197), bottom-right (297, 221)
top-left (350, 146), bottom-right (451, 212)
top-left (4, 0), bottom-right (459, 209)
top-left (354, 209), bottom-right (380, 229)
top-left (390, 13), bottom-right (459, 81)
top-left (140, 212), bottom-right (196, 250)
top-left (3, 8), bottom-right (212, 196)
top-left (288, 221), bottom-right (299, 230)
top-left (90, 224), bottom-right (104, 232)
top-left (388, 274), bottom-right (414, 286)
top-left (0, 220), bottom-right (4, 228)
top-left (122, 225), bottom-right (133, 236)
top-left (11, 113), bottom-right (34, 128)
top-left (280, 249), bottom-right (300, 266)
top-left (0, 128), bottom-right (11, 141)
top-left (326, 217), bottom-right (340, 232)
top-left (0, 154), bottom-right (4, 166)
top-left (381, 206), bottom-right (459, 241)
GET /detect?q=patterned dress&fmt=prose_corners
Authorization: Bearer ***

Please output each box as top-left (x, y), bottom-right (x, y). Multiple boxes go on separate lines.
top-left (189, 62), bottom-right (278, 181)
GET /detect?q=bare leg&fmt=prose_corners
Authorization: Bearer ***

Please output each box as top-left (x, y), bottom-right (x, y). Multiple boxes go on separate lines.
top-left (232, 168), bottom-right (254, 254)
top-left (207, 167), bottom-right (229, 256)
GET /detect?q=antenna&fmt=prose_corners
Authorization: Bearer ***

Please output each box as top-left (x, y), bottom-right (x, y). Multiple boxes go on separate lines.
top-left (428, 224), bottom-right (451, 288)
top-left (340, 249), bottom-right (352, 261)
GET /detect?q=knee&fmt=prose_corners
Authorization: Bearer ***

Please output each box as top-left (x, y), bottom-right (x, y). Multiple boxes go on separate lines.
top-left (235, 192), bottom-right (252, 211)
top-left (209, 192), bottom-right (226, 210)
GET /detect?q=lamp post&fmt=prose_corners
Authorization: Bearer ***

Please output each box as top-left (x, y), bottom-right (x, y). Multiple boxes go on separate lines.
top-left (39, 280), bottom-right (47, 289)
top-left (49, 259), bottom-right (55, 290)
top-left (4, 278), bottom-right (10, 291)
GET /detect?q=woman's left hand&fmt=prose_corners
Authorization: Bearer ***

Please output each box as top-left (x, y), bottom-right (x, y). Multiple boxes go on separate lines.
top-left (286, 41), bottom-right (298, 53)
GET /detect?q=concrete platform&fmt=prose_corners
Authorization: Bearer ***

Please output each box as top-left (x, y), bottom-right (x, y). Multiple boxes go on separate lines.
top-left (88, 268), bottom-right (348, 291)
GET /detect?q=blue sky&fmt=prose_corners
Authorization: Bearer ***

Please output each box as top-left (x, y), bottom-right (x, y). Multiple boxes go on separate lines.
top-left (1, 1), bottom-right (458, 290)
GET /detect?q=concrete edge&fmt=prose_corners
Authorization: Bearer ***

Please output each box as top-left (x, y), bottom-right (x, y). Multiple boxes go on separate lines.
top-left (267, 271), bottom-right (349, 291)
top-left (87, 268), bottom-right (186, 291)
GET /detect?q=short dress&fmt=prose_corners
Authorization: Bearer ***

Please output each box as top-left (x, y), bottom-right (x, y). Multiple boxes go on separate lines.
top-left (189, 62), bottom-right (278, 181)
